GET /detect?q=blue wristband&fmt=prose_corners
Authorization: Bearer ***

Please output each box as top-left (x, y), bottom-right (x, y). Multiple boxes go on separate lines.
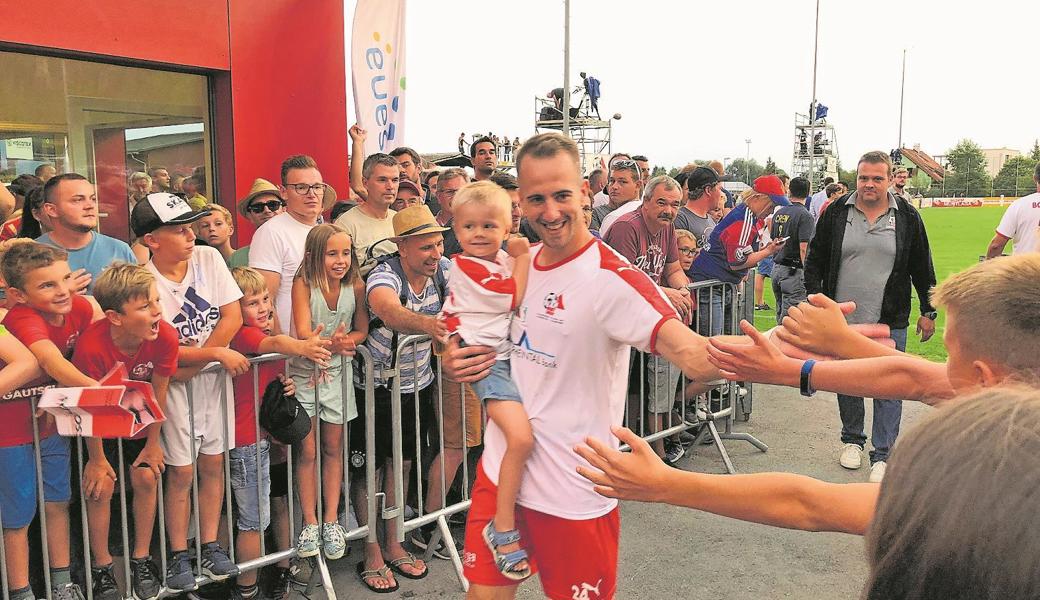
top-left (800, 359), bottom-right (817, 397)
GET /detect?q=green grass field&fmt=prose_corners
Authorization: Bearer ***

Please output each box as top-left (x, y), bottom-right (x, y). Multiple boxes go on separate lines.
top-left (752, 205), bottom-right (1008, 362)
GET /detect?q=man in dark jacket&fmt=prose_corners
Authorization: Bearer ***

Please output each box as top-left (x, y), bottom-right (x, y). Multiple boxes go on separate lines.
top-left (804, 151), bottom-right (936, 483)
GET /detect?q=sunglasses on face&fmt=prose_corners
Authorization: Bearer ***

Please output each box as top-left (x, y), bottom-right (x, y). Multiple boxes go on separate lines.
top-left (247, 200), bottom-right (286, 213)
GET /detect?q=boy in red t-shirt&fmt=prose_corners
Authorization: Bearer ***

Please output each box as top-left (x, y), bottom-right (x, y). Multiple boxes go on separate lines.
top-left (228, 267), bottom-right (331, 600)
top-left (71, 263), bottom-right (177, 600)
top-left (1, 242), bottom-right (102, 600)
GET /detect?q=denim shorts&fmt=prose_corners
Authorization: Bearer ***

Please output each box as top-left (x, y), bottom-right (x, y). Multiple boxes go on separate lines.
top-left (470, 359), bottom-right (522, 403)
top-left (0, 435), bottom-right (71, 529)
top-left (229, 439), bottom-right (271, 532)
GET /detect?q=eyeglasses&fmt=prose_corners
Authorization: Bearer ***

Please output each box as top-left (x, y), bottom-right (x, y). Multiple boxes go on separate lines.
top-left (678, 247), bottom-right (698, 256)
top-left (285, 183), bottom-right (327, 196)
top-left (247, 200), bottom-right (286, 214)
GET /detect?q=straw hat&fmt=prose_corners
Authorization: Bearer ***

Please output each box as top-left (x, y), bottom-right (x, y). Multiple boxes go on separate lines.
top-left (237, 178), bottom-right (282, 217)
top-left (237, 178), bottom-right (339, 216)
top-left (391, 205), bottom-right (450, 240)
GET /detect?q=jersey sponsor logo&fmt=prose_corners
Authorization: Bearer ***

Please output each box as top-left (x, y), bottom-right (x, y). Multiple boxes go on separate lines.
top-left (571, 579), bottom-right (603, 600)
top-left (543, 292), bottom-right (565, 315)
top-left (131, 361), bottom-right (155, 380)
top-left (512, 330), bottom-right (557, 369)
top-left (172, 286), bottom-right (221, 346)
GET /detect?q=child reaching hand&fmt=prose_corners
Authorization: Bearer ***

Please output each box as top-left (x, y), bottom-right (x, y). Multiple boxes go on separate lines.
top-left (287, 224), bottom-right (368, 562)
top-left (440, 181), bottom-right (533, 580)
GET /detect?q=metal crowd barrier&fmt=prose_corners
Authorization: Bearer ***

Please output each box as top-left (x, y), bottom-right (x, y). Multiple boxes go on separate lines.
top-left (621, 279), bottom-right (767, 474)
top-left (3, 285), bottom-right (770, 600)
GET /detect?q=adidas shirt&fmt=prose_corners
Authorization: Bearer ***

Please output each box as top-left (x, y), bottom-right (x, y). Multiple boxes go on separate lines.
top-left (482, 237), bottom-right (677, 519)
top-left (148, 245), bottom-right (242, 449)
top-left (441, 250), bottom-right (518, 360)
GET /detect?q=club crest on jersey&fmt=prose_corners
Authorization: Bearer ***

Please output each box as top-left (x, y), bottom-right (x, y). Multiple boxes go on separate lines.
top-left (543, 292), bottom-right (565, 315)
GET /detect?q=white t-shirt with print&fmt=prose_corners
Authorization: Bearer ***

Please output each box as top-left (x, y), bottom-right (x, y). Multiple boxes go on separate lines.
top-left (482, 238), bottom-right (677, 520)
top-left (996, 192), bottom-right (1040, 255)
top-left (441, 250), bottom-right (517, 359)
top-left (148, 245), bottom-right (243, 451)
top-left (248, 212), bottom-right (315, 335)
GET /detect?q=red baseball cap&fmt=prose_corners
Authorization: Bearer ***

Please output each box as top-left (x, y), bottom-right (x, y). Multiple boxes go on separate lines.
top-left (752, 175), bottom-right (791, 206)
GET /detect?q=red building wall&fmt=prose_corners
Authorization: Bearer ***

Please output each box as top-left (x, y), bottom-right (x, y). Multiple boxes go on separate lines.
top-left (2, 0), bottom-right (350, 246)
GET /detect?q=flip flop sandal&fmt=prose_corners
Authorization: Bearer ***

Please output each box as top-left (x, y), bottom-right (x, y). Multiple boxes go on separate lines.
top-left (387, 553), bottom-right (428, 580)
top-left (482, 521), bottom-right (532, 581)
top-left (355, 562), bottom-right (399, 594)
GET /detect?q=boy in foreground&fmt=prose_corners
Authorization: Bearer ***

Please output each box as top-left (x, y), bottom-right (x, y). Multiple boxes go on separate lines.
top-left (72, 263), bottom-right (176, 600)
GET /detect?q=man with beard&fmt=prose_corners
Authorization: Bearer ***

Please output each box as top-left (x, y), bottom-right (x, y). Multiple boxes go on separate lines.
top-left (889, 166), bottom-right (910, 203)
top-left (470, 136), bottom-right (499, 182)
top-left (604, 175), bottom-right (693, 463)
top-left (148, 166), bottom-right (171, 193)
top-left (37, 174), bottom-right (137, 293)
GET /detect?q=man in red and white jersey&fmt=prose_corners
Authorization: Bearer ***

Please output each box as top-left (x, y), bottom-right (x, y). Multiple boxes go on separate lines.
top-left (443, 133), bottom-right (727, 600)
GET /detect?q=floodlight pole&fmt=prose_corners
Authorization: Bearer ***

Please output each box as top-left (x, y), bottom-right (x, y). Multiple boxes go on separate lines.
top-left (808, 0), bottom-right (820, 182)
top-left (898, 49), bottom-right (906, 150)
top-left (562, 0), bottom-right (571, 138)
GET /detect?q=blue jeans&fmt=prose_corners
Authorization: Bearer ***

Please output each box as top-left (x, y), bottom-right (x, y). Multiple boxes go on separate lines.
top-left (696, 286), bottom-right (734, 336)
top-left (837, 328), bottom-right (908, 463)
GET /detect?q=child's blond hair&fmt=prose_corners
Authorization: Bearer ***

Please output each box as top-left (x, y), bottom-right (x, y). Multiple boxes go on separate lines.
top-left (93, 263), bottom-right (156, 313)
top-left (451, 181), bottom-right (511, 229)
top-left (231, 266), bottom-right (268, 297)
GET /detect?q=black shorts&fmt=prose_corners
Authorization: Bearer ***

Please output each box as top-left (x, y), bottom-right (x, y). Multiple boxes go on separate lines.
top-left (348, 384), bottom-right (435, 474)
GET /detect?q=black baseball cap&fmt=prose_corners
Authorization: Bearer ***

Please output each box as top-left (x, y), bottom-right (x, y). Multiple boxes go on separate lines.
top-left (685, 166), bottom-right (720, 191)
top-left (131, 192), bottom-right (211, 237)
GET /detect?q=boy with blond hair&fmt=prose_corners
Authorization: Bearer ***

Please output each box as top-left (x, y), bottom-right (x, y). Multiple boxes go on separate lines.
top-left (1, 242), bottom-right (102, 600)
top-left (227, 267), bottom-right (331, 600)
top-left (131, 193), bottom-right (246, 590)
top-left (195, 203), bottom-right (236, 263)
top-left (72, 263), bottom-right (177, 600)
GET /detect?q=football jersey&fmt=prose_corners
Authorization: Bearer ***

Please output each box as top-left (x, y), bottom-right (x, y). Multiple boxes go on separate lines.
top-left (481, 237), bottom-right (677, 519)
top-left (688, 203), bottom-right (764, 284)
top-left (441, 250), bottom-right (518, 359)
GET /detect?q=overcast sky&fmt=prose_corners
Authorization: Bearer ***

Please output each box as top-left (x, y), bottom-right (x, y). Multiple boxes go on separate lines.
top-left (348, 0), bottom-right (1039, 173)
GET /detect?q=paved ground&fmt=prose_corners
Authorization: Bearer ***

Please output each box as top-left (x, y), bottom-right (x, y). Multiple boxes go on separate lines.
top-left (320, 384), bottom-right (932, 599)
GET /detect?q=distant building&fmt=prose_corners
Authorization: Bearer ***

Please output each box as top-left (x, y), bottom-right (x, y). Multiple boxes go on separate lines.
top-left (980, 147), bottom-right (1021, 179)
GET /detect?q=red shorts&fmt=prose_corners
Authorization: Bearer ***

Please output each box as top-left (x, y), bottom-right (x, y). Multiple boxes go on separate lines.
top-left (463, 461), bottom-right (620, 600)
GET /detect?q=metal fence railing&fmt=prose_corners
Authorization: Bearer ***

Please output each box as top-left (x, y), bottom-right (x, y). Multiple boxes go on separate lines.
top-left (2, 284), bottom-right (768, 598)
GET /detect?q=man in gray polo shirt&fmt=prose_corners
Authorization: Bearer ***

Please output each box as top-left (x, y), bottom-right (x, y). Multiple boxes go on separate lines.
top-left (804, 151), bottom-right (937, 483)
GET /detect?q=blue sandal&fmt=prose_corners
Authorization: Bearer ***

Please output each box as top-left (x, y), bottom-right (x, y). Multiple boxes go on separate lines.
top-left (482, 521), bottom-right (532, 581)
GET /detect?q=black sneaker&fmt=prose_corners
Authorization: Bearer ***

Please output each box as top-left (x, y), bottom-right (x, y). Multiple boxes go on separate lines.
top-left (446, 509), bottom-right (468, 527)
top-left (51, 583), bottom-right (85, 600)
top-left (200, 542), bottom-right (240, 581)
top-left (130, 556), bottom-right (162, 600)
top-left (287, 557), bottom-right (311, 587)
top-left (664, 440), bottom-right (685, 465)
top-left (409, 523), bottom-right (460, 560)
top-left (166, 550), bottom-right (199, 592)
top-left (91, 564), bottom-right (121, 600)
top-left (262, 567), bottom-right (292, 600)
top-left (187, 581), bottom-right (228, 600)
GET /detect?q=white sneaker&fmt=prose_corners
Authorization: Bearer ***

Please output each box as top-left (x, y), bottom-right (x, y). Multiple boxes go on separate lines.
top-left (839, 444), bottom-right (863, 469)
top-left (869, 461), bottom-right (887, 483)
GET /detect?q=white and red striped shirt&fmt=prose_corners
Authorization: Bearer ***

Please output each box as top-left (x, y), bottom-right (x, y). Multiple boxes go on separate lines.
top-left (441, 250), bottom-right (519, 360)
top-left (481, 237), bottom-right (678, 519)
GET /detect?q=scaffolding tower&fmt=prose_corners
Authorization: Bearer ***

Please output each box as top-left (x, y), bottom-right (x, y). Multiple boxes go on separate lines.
top-left (791, 111), bottom-right (840, 191)
top-left (534, 86), bottom-right (611, 173)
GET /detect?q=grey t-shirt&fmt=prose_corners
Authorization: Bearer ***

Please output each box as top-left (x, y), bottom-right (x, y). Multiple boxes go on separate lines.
top-left (834, 194), bottom-right (898, 325)
top-left (673, 207), bottom-right (716, 248)
top-left (590, 204), bottom-right (613, 231)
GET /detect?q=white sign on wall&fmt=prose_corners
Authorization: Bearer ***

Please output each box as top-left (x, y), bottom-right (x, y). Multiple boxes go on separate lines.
top-left (4, 138), bottom-right (34, 160)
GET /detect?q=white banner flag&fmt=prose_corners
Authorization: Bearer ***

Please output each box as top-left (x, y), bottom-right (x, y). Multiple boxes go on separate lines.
top-left (351, 0), bottom-right (406, 156)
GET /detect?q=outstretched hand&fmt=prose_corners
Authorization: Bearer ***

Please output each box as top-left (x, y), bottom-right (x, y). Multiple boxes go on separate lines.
top-left (574, 426), bottom-right (671, 503)
top-left (709, 320), bottom-right (803, 386)
top-left (776, 294), bottom-right (894, 359)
